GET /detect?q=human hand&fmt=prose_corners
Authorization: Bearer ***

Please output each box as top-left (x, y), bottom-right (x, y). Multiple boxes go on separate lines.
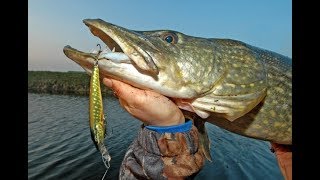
top-left (103, 78), bottom-right (185, 126)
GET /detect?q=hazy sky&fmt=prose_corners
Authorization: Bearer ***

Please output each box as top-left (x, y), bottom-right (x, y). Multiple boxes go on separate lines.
top-left (28, 0), bottom-right (292, 72)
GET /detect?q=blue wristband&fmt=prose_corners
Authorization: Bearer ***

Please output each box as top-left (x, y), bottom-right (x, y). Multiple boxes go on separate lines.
top-left (145, 119), bottom-right (192, 133)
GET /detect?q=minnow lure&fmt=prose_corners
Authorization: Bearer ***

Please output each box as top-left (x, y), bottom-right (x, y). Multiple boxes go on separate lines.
top-left (89, 44), bottom-right (111, 179)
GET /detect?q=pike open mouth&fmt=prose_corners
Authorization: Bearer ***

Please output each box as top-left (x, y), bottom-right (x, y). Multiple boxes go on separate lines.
top-left (63, 19), bottom-right (158, 74)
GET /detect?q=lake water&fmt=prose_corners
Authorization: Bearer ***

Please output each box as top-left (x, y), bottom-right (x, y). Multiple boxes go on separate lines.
top-left (28, 93), bottom-right (283, 180)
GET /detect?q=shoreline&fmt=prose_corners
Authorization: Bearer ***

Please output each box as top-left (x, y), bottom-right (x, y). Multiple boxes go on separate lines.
top-left (28, 71), bottom-right (113, 96)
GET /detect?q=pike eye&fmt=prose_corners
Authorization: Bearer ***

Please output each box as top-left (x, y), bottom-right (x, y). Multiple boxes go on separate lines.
top-left (165, 35), bottom-right (173, 43)
top-left (163, 33), bottom-right (177, 44)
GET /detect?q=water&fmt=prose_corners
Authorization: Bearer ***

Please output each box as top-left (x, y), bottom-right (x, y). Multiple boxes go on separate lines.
top-left (28, 93), bottom-right (283, 180)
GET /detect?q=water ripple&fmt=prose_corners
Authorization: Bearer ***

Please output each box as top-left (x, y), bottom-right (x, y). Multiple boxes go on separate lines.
top-left (28, 93), bottom-right (283, 180)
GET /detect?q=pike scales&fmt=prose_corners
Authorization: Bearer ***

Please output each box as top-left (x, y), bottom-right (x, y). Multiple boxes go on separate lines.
top-left (63, 19), bottom-right (292, 146)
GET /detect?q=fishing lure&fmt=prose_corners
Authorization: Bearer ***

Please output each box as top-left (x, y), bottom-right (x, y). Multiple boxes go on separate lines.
top-left (89, 44), bottom-right (111, 179)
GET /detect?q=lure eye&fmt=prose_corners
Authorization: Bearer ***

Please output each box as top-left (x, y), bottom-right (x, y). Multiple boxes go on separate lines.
top-left (163, 32), bottom-right (177, 44)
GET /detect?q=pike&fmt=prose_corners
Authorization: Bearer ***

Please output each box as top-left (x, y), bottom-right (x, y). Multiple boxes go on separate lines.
top-left (63, 19), bottom-right (292, 161)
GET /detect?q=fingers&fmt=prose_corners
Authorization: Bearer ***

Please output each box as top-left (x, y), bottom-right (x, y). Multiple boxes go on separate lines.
top-left (102, 77), bottom-right (184, 126)
top-left (103, 78), bottom-right (113, 88)
top-left (103, 78), bottom-right (133, 96)
top-left (103, 78), bottom-right (146, 104)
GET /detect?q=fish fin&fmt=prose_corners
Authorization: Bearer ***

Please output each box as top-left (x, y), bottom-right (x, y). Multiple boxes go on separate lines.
top-left (191, 89), bottom-right (267, 122)
top-left (193, 109), bottom-right (210, 119)
top-left (174, 98), bottom-right (210, 118)
top-left (193, 116), bottom-right (212, 162)
top-left (174, 98), bottom-right (195, 112)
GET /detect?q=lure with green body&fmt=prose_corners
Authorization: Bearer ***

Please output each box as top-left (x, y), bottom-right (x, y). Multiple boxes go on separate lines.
top-left (89, 61), bottom-right (111, 170)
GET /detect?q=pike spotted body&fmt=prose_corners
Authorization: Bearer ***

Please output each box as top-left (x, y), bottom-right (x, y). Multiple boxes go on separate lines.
top-left (64, 19), bottom-right (292, 161)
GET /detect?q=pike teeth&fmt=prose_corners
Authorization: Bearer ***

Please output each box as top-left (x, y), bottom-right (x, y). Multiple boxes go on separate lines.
top-left (101, 47), bottom-right (111, 54)
top-left (112, 47), bottom-right (115, 52)
top-left (105, 45), bottom-right (112, 52)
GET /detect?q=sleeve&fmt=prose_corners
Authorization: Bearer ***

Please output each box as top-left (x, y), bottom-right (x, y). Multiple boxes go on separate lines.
top-left (119, 120), bottom-right (205, 180)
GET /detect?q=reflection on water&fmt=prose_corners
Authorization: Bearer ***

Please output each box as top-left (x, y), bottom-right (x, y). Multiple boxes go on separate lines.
top-left (28, 93), bottom-right (283, 180)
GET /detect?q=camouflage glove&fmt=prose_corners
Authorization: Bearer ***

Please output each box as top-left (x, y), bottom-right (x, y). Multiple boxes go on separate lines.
top-left (119, 120), bottom-right (205, 179)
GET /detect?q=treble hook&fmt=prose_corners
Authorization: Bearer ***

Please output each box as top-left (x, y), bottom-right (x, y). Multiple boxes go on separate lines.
top-left (94, 44), bottom-right (102, 66)
top-left (97, 44), bottom-right (102, 54)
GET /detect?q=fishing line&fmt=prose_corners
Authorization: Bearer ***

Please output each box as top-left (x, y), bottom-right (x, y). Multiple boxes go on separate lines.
top-left (101, 168), bottom-right (108, 180)
top-left (101, 155), bottom-right (110, 180)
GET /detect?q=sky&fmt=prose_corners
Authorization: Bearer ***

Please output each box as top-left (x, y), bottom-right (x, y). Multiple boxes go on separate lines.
top-left (28, 0), bottom-right (292, 72)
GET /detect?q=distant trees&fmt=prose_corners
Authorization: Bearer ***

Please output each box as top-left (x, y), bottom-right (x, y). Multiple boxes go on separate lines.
top-left (28, 71), bottom-right (112, 95)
